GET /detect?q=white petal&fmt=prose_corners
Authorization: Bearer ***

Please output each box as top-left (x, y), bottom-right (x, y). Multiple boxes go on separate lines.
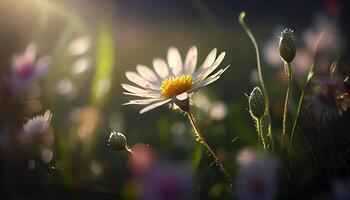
top-left (123, 92), bottom-right (162, 98)
top-left (121, 84), bottom-right (155, 94)
top-left (125, 71), bottom-right (159, 90)
top-left (184, 46), bottom-right (197, 75)
top-left (193, 48), bottom-right (218, 78)
top-left (123, 98), bottom-right (162, 105)
top-left (190, 76), bottom-right (220, 93)
top-left (203, 76), bottom-right (221, 87)
top-left (153, 58), bottom-right (169, 79)
top-left (139, 98), bottom-right (172, 114)
top-left (190, 65), bottom-right (229, 93)
top-left (201, 48), bottom-right (217, 69)
top-left (202, 65), bottom-right (229, 85)
top-left (167, 47), bottom-right (183, 76)
top-left (43, 110), bottom-right (53, 122)
top-left (195, 52), bottom-right (225, 81)
top-left (192, 66), bottom-right (206, 80)
top-left (206, 65), bottom-right (230, 81)
top-left (136, 65), bottom-right (159, 83)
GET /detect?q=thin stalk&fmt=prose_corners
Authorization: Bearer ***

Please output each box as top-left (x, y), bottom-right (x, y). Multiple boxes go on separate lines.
top-left (239, 12), bottom-right (274, 150)
top-left (281, 62), bottom-right (293, 146)
top-left (289, 88), bottom-right (306, 147)
top-left (257, 118), bottom-right (267, 150)
top-left (289, 31), bottom-right (325, 147)
top-left (187, 112), bottom-right (232, 186)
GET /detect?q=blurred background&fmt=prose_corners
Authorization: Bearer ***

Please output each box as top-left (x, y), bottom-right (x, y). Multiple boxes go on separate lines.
top-left (0, 0), bottom-right (349, 199)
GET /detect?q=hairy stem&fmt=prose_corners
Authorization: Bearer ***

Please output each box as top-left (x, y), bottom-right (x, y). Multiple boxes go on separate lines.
top-left (239, 12), bottom-right (274, 151)
top-left (187, 112), bottom-right (232, 186)
top-left (281, 62), bottom-right (293, 146)
top-left (257, 118), bottom-right (267, 150)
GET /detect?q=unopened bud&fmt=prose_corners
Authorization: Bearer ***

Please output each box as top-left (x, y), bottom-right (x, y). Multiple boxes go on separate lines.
top-left (108, 131), bottom-right (132, 153)
top-left (279, 28), bottom-right (296, 63)
top-left (248, 87), bottom-right (265, 119)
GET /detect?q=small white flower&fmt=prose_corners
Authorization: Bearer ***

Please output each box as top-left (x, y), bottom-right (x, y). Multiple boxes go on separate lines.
top-left (68, 37), bottom-right (91, 55)
top-left (23, 110), bottom-right (52, 135)
top-left (8, 42), bottom-right (51, 93)
top-left (122, 46), bottom-right (229, 113)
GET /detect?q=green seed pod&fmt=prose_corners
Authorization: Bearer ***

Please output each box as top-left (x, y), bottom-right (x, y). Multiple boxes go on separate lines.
top-left (248, 87), bottom-right (266, 119)
top-left (279, 28), bottom-right (296, 63)
top-left (108, 131), bottom-right (128, 151)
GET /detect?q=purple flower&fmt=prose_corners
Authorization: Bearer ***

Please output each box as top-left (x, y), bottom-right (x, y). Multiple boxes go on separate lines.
top-left (305, 77), bottom-right (341, 122)
top-left (23, 110), bottom-right (52, 136)
top-left (19, 110), bottom-right (53, 146)
top-left (128, 144), bottom-right (193, 200)
top-left (138, 162), bottom-right (193, 200)
top-left (305, 73), bottom-right (350, 123)
top-left (6, 42), bottom-right (51, 94)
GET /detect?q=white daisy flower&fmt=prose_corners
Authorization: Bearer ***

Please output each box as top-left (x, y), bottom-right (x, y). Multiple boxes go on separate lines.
top-left (23, 110), bottom-right (52, 136)
top-left (122, 46), bottom-right (229, 114)
top-left (7, 42), bottom-right (51, 93)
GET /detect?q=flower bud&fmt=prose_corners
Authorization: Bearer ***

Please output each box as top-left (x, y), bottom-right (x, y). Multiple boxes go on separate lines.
top-left (108, 131), bottom-right (132, 153)
top-left (279, 28), bottom-right (296, 63)
top-left (248, 87), bottom-right (265, 119)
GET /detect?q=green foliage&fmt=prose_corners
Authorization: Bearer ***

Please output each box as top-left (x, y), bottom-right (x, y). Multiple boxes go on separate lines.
top-left (91, 24), bottom-right (115, 107)
top-left (156, 116), bottom-right (171, 154)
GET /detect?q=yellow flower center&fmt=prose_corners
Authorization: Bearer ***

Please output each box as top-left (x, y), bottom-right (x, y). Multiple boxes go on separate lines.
top-left (161, 75), bottom-right (193, 98)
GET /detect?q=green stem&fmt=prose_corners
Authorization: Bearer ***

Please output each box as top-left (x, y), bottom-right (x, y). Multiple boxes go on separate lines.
top-left (239, 12), bottom-right (274, 151)
top-left (281, 62), bottom-right (293, 146)
top-left (290, 30), bottom-right (326, 148)
top-left (187, 112), bottom-right (232, 186)
top-left (257, 118), bottom-right (267, 150)
top-left (289, 89), bottom-right (306, 147)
